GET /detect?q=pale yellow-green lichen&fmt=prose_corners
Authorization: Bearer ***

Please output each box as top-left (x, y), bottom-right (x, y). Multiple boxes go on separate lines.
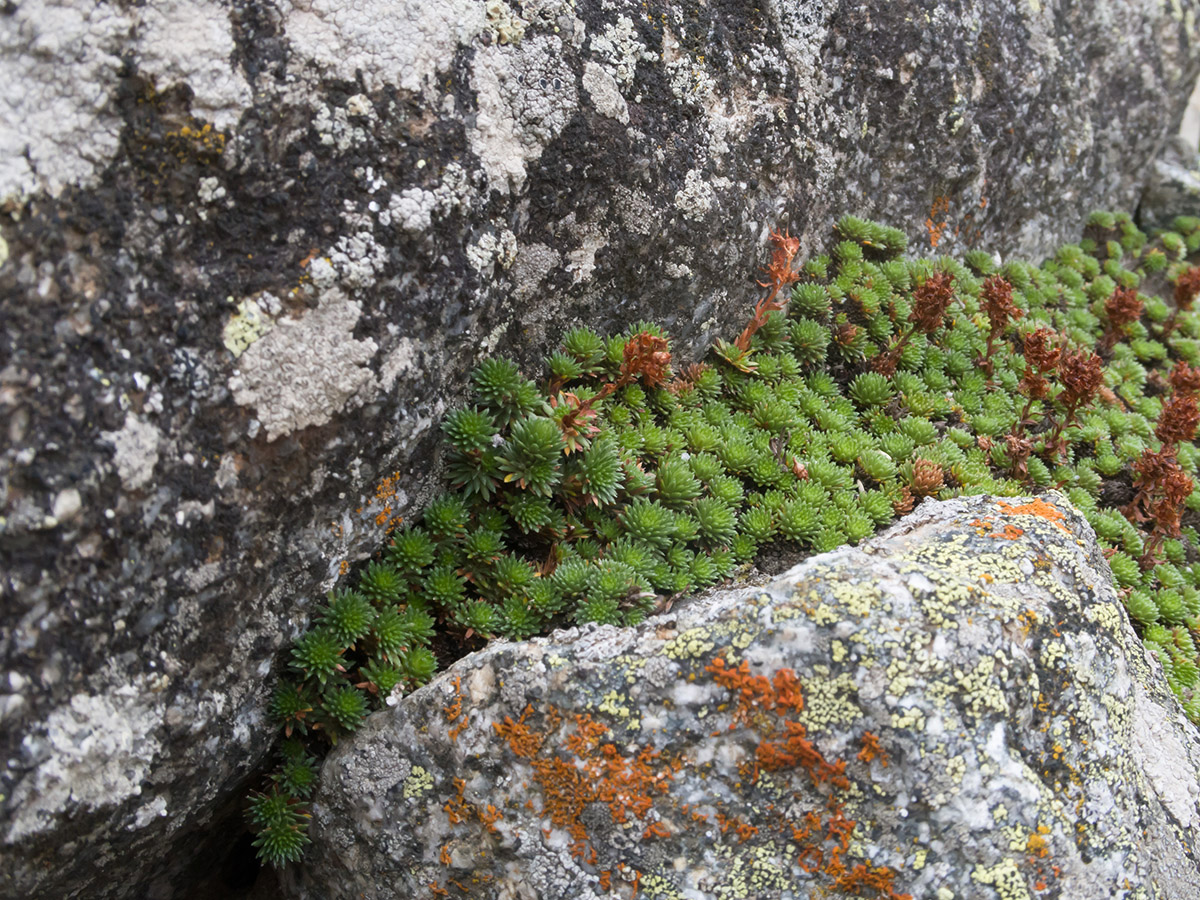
top-left (596, 689), bottom-right (634, 722)
top-left (806, 601), bottom-right (841, 625)
top-left (713, 841), bottom-right (790, 898)
top-left (891, 705), bottom-right (926, 731)
top-left (796, 669), bottom-right (860, 730)
top-left (954, 654), bottom-right (1011, 718)
top-left (971, 857), bottom-right (1032, 900)
top-left (730, 629), bottom-right (755, 650)
top-left (830, 580), bottom-right (882, 617)
top-left (663, 627), bottom-right (717, 660)
top-left (402, 765), bottom-right (434, 799)
top-left (1001, 824), bottom-right (1029, 851)
top-left (831, 639), bottom-right (847, 663)
top-left (637, 872), bottom-right (684, 899)
top-left (886, 658), bottom-right (917, 697)
top-left (223, 297), bottom-right (273, 357)
top-left (1084, 601), bottom-right (1124, 637)
top-left (1041, 639), bottom-right (1066, 668)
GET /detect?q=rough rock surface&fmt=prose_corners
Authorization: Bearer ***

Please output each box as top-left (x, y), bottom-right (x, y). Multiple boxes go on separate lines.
top-left (1140, 135), bottom-right (1200, 230)
top-left (293, 493), bottom-right (1200, 900)
top-left (2, 2), bottom-right (1199, 897)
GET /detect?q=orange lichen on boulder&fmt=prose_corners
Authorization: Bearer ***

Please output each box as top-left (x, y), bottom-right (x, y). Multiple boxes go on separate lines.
top-left (492, 705), bottom-right (676, 870)
top-left (996, 498), bottom-right (1070, 534)
top-left (857, 731), bottom-right (889, 768)
top-left (834, 864), bottom-right (911, 900)
top-left (444, 676), bottom-right (468, 743)
top-left (704, 652), bottom-right (911, 899)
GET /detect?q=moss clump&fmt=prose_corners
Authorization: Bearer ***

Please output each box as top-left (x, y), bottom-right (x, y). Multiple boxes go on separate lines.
top-left (249, 210), bottom-right (1200, 867)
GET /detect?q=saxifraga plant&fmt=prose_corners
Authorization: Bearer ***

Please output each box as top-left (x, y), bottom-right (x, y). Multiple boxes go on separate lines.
top-left (249, 209), bottom-right (1200, 865)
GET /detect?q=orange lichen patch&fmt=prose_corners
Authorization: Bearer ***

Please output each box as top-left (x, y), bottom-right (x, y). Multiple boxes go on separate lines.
top-left (717, 811), bottom-right (759, 842)
top-left (756, 720), bottom-right (850, 789)
top-left (444, 676), bottom-right (466, 743)
top-left (565, 714), bottom-right (610, 755)
top-left (356, 471), bottom-right (406, 534)
top-left (599, 871), bottom-right (612, 891)
top-left (1026, 826), bottom-right (1050, 857)
top-left (925, 196), bottom-right (951, 248)
top-left (642, 820), bottom-right (671, 839)
top-left (339, 559), bottom-right (349, 576)
top-left (833, 863), bottom-right (911, 900)
top-left (493, 705), bottom-right (544, 758)
top-left (444, 778), bottom-right (471, 825)
top-left (857, 731), bottom-right (889, 768)
top-left (968, 516), bottom-right (1025, 541)
top-left (704, 657), bottom-right (805, 726)
top-left (439, 844), bottom-right (452, 866)
top-left (996, 498), bottom-right (1071, 534)
top-left (430, 882), bottom-right (449, 897)
top-left (704, 652), bottom-right (910, 899)
top-left (493, 705), bottom-right (678, 880)
top-left (626, 866), bottom-right (641, 898)
top-left (443, 776), bottom-right (504, 837)
top-left (478, 803), bottom-right (503, 833)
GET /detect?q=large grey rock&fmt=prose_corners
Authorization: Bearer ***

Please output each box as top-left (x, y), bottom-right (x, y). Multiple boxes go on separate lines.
top-left (293, 492), bottom-right (1200, 900)
top-left (2, 1), bottom-right (1199, 897)
top-left (1140, 135), bottom-right (1200, 231)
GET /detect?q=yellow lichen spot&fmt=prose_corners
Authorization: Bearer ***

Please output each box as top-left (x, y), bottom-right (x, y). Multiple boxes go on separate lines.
top-left (663, 627), bottom-right (716, 660)
top-left (912, 848), bottom-right (928, 870)
top-left (937, 890), bottom-right (956, 900)
top-left (796, 669), bottom-right (860, 730)
top-left (1026, 824), bottom-right (1050, 857)
top-left (636, 872), bottom-right (683, 899)
top-left (598, 689), bottom-right (633, 721)
top-left (992, 803), bottom-right (1008, 821)
top-left (831, 639), bottom-right (847, 663)
top-left (403, 765), bottom-right (435, 799)
top-left (808, 602), bottom-right (840, 625)
top-left (945, 755), bottom-right (966, 785)
top-left (831, 580), bottom-right (882, 617)
top-left (971, 858), bottom-right (1032, 900)
top-left (1041, 639), bottom-right (1066, 668)
top-left (1085, 601), bottom-right (1123, 635)
top-left (223, 297), bottom-right (273, 358)
top-left (730, 628), bottom-right (755, 650)
top-left (891, 706), bottom-right (926, 731)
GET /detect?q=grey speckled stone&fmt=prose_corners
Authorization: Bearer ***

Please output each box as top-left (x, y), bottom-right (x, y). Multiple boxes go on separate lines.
top-left (1, 1), bottom-right (1199, 897)
top-left (292, 493), bottom-right (1200, 900)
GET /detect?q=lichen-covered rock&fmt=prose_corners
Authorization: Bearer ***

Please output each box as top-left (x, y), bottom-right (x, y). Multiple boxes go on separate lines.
top-left (293, 493), bottom-right (1200, 900)
top-left (2, 1), bottom-right (1199, 896)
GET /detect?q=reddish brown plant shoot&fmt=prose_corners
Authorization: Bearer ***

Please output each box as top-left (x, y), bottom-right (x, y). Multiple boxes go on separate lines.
top-left (732, 229), bottom-right (801, 353)
top-left (978, 275), bottom-right (1022, 377)
top-left (1044, 347), bottom-right (1104, 455)
top-left (1170, 361), bottom-right (1200, 396)
top-left (1101, 286), bottom-right (1143, 350)
top-left (873, 270), bottom-right (957, 375)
